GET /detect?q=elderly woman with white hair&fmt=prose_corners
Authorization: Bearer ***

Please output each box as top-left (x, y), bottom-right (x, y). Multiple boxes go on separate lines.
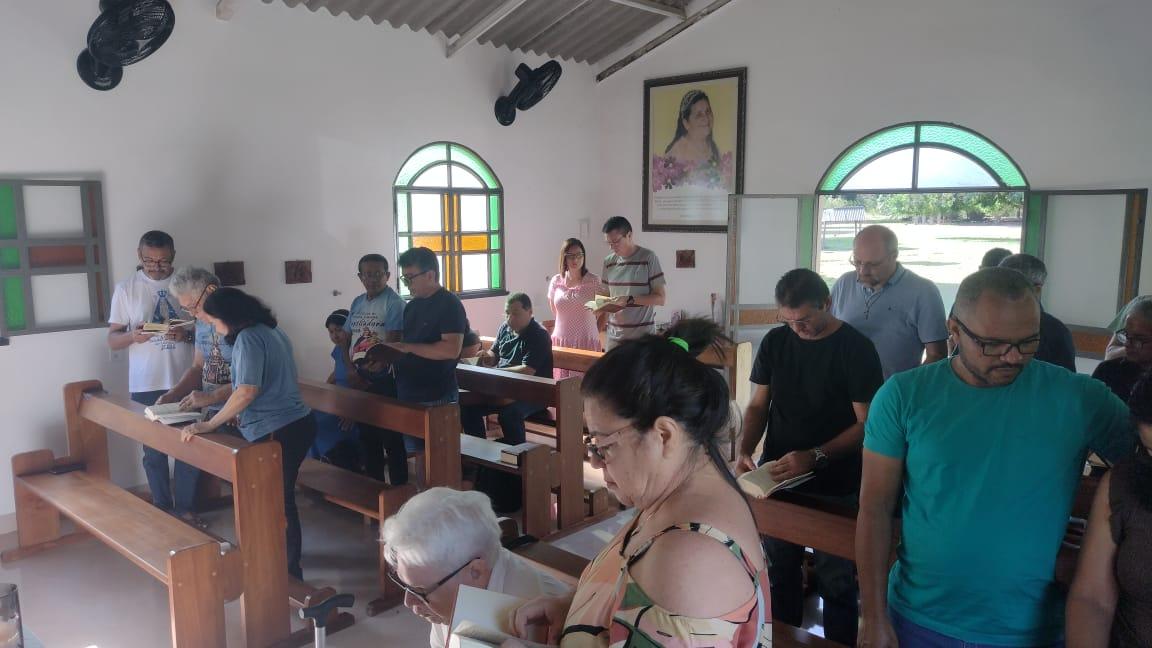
top-left (382, 488), bottom-right (570, 648)
top-left (158, 266), bottom-right (234, 414)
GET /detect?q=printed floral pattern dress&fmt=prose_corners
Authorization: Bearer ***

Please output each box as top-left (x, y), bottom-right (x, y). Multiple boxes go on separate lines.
top-left (560, 519), bottom-right (773, 648)
top-left (548, 271), bottom-right (604, 378)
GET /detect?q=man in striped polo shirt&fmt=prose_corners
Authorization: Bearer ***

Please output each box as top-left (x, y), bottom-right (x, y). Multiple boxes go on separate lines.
top-left (597, 216), bottom-right (667, 350)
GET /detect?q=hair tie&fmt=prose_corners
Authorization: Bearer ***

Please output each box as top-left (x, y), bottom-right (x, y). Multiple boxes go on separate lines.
top-left (668, 337), bottom-right (689, 352)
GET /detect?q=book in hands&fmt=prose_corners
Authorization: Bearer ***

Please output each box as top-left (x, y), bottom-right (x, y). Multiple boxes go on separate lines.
top-left (141, 319), bottom-right (194, 334)
top-left (584, 296), bottom-right (624, 314)
top-left (737, 461), bottom-right (815, 499)
top-left (448, 585), bottom-right (555, 648)
top-left (144, 403), bottom-right (204, 426)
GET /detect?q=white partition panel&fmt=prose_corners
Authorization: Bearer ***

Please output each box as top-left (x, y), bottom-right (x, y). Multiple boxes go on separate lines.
top-left (727, 195), bottom-right (807, 344)
top-left (1043, 194), bottom-right (1127, 328)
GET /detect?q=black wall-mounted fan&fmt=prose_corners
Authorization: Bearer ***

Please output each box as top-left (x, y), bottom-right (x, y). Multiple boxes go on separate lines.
top-left (77, 0), bottom-right (176, 91)
top-left (494, 61), bottom-right (562, 126)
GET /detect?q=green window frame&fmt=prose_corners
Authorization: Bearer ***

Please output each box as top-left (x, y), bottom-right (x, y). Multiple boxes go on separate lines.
top-left (0, 180), bottom-right (111, 344)
top-left (393, 142), bottom-right (506, 299)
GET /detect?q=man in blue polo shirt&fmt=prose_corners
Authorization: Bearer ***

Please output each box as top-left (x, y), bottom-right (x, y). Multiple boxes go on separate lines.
top-left (830, 225), bottom-right (947, 378)
top-left (856, 268), bottom-right (1134, 647)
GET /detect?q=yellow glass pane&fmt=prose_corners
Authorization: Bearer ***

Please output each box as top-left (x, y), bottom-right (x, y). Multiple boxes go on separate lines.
top-left (460, 235), bottom-right (488, 251)
top-left (413, 235), bottom-right (443, 252)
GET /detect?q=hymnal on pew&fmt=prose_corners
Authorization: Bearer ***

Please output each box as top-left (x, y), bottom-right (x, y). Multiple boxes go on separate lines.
top-left (498, 443), bottom-right (538, 466)
top-left (448, 585), bottom-right (554, 648)
top-left (144, 403), bottom-right (204, 426)
top-left (737, 461), bottom-right (815, 499)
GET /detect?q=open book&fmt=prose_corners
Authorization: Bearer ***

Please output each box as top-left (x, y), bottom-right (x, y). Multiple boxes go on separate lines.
top-left (142, 319), bottom-right (194, 334)
top-left (583, 296), bottom-right (623, 313)
top-left (448, 585), bottom-right (555, 648)
top-left (144, 403), bottom-right (204, 426)
top-left (737, 461), bottom-right (815, 499)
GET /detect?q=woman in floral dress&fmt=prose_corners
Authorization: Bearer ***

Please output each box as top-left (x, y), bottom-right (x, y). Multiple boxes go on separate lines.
top-left (547, 238), bottom-right (604, 378)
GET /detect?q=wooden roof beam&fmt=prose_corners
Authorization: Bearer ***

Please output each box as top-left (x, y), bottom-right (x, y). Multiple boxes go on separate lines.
top-left (596, 0), bottom-right (736, 82)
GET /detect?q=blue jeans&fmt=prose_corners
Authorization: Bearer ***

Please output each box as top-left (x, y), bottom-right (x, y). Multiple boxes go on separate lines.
top-left (890, 610), bottom-right (1065, 648)
top-left (133, 390), bottom-right (200, 516)
top-left (461, 400), bottom-right (545, 445)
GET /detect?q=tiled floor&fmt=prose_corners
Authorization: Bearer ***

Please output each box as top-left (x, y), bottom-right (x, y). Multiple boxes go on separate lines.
top-left (0, 492), bottom-right (635, 648)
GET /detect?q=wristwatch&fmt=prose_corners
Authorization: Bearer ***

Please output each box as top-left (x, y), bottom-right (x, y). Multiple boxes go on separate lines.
top-left (811, 446), bottom-right (829, 470)
top-left (626, 295), bottom-right (635, 306)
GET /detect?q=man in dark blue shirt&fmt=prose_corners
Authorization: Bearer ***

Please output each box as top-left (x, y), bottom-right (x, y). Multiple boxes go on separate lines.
top-left (999, 253), bottom-right (1077, 372)
top-left (461, 293), bottom-right (553, 445)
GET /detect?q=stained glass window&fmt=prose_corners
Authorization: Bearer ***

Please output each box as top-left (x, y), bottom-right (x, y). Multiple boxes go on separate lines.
top-left (393, 142), bottom-right (505, 298)
top-left (818, 122), bottom-right (1028, 192)
top-left (0, 181), bottom-right (110, 340)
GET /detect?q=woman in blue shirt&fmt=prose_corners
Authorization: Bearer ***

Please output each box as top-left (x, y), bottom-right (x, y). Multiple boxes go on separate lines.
top-left (181, 287), bottom-right (316, 579)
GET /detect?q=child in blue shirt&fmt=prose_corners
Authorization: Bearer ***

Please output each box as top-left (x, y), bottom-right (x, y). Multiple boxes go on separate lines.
top-left (311, 309), bottom-right (360, 470)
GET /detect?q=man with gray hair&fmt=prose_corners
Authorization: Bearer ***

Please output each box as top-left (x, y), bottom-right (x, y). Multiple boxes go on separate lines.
top-left (998, 253), bottom-right (1076, 371)
top-left (857, 268), bottom-right (1134, 647)
top-left (382, 488), bottom-right (570, 648)
top-left (830, 225), bottom-right (948, 379)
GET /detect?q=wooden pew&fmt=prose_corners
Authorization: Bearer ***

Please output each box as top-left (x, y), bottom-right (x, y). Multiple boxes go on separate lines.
top-left (459, 435), bottom-right (553, 538)
top-left (296, 378), bottom-right (461, 615)
top-left (456, 364), bottom-right (586, 530)
top-left (3, 381), bottom-right (329, 647)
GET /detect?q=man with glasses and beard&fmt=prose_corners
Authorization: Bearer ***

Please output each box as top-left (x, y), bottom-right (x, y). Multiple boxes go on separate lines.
top-left (382, 488), bottom-right (569, 648)
top-left (856, 268), bottom-right (1135, 648)
top-left (597, 216), bottom-right (666, 350)
top-left (107, 230), bottom-right (196, 521)
top-left (830, 225), bottom-right (947, 379)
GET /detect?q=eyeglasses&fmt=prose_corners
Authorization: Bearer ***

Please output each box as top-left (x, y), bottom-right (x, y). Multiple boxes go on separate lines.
top-left (605, 234), bottom-right (628, 247)
top-left (140, 256), bottom-right (173, 268)
top-left (400, 269), bottom-right (430, 285)
top-left (849, 254), bottom-right (892, 271)
top-left (584, 423), bottom-right (631, 463)
top-left (387, 557), bottom-right (477, 607)
top-left (183, 284), bottom-right (211, 315)
top-left (777, 312), bottom-right (819, 326)
top-left (563, 253), bottom-right (585, 260)
top-left (358, 271), bottom-right (387, 280)
top-left (953, 316), bottom-right (1040, 357)
top-left (1116, 329), bottom-right (1151, 350)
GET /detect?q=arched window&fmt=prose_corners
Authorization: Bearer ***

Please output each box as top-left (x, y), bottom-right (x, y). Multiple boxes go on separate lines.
top-left (814, 122), bottom-right (1029, 309)
top-left (393, 142), bottom-right (505, 298)
top-left (818, 122), bottom-right (1028, 193)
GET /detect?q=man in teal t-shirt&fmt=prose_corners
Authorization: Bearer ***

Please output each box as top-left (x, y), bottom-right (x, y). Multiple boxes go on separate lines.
top-left (857, 268), bottom-right (1134, 647)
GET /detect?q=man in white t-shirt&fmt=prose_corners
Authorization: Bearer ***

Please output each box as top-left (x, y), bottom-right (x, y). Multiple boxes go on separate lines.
top-left (107, 231), bottom-right (198, 523)
top-left (382, 488), bottom-right (571, 648)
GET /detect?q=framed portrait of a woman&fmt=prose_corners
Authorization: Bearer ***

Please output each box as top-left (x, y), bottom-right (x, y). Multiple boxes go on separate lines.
top-left (643, 67), bottom-right (746, 233)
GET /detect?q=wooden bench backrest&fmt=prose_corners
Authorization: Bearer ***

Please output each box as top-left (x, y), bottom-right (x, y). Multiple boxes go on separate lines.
top-left (455, 365), bottom-right (586, 528)
top-left (62, 381), bottom-right (290, 647)
top-left (749, 492), bottom-right (863, 562)
top-left (479, 337), bottom-right (754, 409)
top-left (298, 379), bottom-right (462, 489)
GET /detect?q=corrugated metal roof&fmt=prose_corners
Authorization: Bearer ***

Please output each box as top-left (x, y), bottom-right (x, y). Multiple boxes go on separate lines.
top-left (262, 0), bottom-right (689, 64)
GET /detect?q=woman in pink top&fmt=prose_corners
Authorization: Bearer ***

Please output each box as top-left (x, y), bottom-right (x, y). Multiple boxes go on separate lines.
top-left (548, 238), bottom-right (604, 378)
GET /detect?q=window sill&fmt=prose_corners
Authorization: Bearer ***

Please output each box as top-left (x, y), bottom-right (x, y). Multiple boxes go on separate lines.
top-left (457, 290), bottom-right (509, 301)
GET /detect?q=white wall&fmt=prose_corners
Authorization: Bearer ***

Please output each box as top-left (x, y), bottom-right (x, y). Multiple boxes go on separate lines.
top-left (597, 0), bottom-right (1152, 320)
top-left (0, 0), bottom-right (599, 523)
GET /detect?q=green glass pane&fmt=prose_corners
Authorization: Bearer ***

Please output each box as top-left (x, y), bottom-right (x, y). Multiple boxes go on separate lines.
top-left (0, 185), bottom-right (16, 240)
top-left (396, 193), bottom-right (410, 232)
top-left (919, 124), bottom-right (1026, 188)
top-left (395, 143), bottom-right (449, 186)
top-left (797, 196), bottom-right (816, 268)
top-left (3, 277), bottom-right (26, 330)
top-left (490, 253), bottom-right (502, 289)
top-left (820, 125), bottom-right (916, 191)
top-left (0, 248), bottom-right (18, 270)
top-left (489, 234), bottom-right (501, 249)
top-left (488, 195), bottom-right (501, 231)
top-left (1023, 193), bottom-right (1045, 256)
top-left (450, 144), bottom-right (499, 189)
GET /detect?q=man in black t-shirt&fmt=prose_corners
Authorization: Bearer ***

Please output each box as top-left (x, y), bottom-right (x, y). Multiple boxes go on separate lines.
top-left (736, 268), bottom-right (883, 646)
top-left (461, 293), bottom-right (553, 445)
top-left (380, 247), bottom-right (468, 484)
